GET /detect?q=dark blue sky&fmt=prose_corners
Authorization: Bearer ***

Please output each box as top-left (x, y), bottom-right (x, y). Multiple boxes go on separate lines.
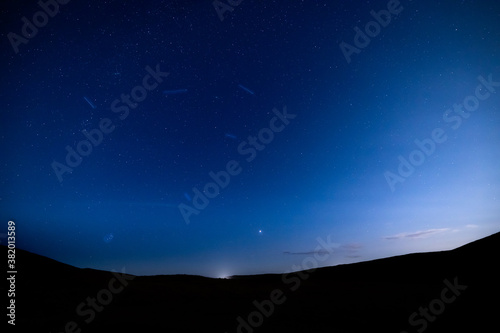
top-left (1, 0), bottom-right (499, 277)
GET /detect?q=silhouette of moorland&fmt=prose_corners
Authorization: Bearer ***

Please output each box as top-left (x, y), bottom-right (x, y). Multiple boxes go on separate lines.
top-left (5, 231), bottom-right (499, 332)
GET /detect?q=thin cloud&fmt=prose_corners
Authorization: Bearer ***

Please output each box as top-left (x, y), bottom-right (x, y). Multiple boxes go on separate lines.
top-left (341, 243), bottom-right (363, 250)
top-left (466, 224), bottom-right (479, 228)
top-left (283, 249), bottom-right (331, 256)
top-left (384, 228), bottom-right (451, 240)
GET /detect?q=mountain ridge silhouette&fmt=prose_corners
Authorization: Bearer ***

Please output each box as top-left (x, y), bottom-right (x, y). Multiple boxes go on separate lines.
top-left (5, 231), bottom-right (499, 332)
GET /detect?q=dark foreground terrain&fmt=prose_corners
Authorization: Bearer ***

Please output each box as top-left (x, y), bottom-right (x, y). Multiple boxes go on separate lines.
top-left (4, 232), bottom-right (499, 332)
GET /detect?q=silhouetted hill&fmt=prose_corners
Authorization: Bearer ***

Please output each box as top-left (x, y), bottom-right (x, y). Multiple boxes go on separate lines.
top-left (4, 231), bottom-right (499, 332)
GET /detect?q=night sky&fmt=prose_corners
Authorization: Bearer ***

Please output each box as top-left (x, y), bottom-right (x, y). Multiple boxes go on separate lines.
top-left (1, 0), bottom-right (499, 278)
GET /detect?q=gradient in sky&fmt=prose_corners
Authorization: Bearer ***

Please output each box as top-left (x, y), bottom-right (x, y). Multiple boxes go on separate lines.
top-left (1, 0), bottom-right (499, 277)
